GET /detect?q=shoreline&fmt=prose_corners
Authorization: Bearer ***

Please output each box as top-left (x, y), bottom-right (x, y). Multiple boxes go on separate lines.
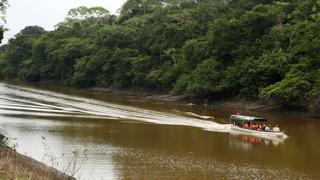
top-left (2, 80), bottom-right (320, 119)
top-left (87, 86), bottom-right (320, 119)
top-left (0, 135), bottom-right (74, 180)
top-left (86, 86), bottom-right (320, 120)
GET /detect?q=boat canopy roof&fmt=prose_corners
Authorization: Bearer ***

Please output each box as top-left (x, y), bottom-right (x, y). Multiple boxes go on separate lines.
top-left (230, 115), bottom-right (267, 122)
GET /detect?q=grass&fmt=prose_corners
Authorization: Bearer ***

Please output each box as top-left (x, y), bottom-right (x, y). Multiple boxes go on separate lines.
top-left (41, 136), bottom-right (88, 178)
top-left (0, 136), bottom-right (74, 180)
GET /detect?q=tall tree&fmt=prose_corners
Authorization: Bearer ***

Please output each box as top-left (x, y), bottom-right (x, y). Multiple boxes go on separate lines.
top-left (1, 2), bottom-right (320, 111)
top-left (0, 0), bottom-right (8, 43)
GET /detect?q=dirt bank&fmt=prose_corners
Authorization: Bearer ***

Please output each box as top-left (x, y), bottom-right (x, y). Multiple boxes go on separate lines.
top-left (90, 87), bottom-right (320, 119)
top-left (0, 136), bottom-right (74, 180)
top-left (3, 80), bottom-right (320, 118)
top-left (90, 87), bottom-right (279, 110)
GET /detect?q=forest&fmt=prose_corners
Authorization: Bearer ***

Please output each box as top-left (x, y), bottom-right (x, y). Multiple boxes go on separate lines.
top-left (0, 0), bottom-right (320, 112)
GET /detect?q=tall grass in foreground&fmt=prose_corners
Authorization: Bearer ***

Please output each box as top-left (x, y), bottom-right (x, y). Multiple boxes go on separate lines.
top-left (0, 135), bottom-right (76, 179)
top-left (41, 136), bottom-right (89, 178)
top-left (0, 153), bottom-right (59, 179)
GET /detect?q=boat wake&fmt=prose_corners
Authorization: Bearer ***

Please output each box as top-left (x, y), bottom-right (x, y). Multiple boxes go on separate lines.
top-left (0, 84), bottom-right (230, 133)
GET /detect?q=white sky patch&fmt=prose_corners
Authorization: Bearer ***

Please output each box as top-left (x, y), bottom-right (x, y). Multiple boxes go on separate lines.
top-left (2, 0), bottom-right (126, 44)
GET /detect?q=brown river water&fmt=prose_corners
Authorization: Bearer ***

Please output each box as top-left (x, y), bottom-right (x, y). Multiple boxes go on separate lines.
top-left (0, 82), bottom-right (319, 179)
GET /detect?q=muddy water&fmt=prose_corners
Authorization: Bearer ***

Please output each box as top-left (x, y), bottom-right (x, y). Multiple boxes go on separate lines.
top-left (0, 82), bottom-right (320, 179)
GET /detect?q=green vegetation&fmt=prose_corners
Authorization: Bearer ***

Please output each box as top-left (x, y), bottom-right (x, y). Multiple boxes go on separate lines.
top-left (0, 0), bottom-right (7, 80)
top-left (0, 0), bottom-right (7, 43)
top-left (1, 0), bottom-right (320, 111)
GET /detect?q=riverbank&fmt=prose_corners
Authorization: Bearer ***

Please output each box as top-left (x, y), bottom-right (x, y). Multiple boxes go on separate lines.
top-left (0, 135), bottom-right (74, 180)
top-left (90, 87), bottom-right (281, 110)
top-left (2, 80), bottom-right (320, 118)
top-left (89, 87), bottom-right (320, 119)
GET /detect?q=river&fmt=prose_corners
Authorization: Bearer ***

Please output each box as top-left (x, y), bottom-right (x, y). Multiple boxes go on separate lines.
top-left (0, 82), bottom-right (319, 179)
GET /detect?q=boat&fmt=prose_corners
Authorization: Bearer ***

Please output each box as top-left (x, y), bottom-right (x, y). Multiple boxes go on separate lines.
top-left (229, 115), bottom-right (287, 139)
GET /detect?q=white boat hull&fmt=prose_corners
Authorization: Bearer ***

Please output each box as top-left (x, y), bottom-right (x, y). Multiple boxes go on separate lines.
top-left (230, 125), bottom-right (287, 140)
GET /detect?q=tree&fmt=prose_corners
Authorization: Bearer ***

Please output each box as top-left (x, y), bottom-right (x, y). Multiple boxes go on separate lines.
top-left (71, 49), bottom-right (113, 87)
top-left (1, 26), bottom-right (45, 79)
top-left (118, 0), bottom-right (165, 22)
top-left (186, 58), bottom-right (223, 98)
top-left (95, 25), bottom-right (137, 49)
top-left (0, 0), bottom-right (8, 43)
top-left (1, 2), bottom-right (320, 111)
top-left (57, 6), bottom-right (114, 29)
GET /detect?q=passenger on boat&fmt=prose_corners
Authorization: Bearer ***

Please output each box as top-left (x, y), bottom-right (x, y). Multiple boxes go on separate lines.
top-left (244, 122), bottom-right (249, 129)
top-left (257, 124), bottom-right (262, 131)
top-left (252, 123), bottom-right (259, 130)
top-left (273, 125), bottom-right (280, 132)
top-left (262, 124), bottom-right (267, 131)
top-left (265, 126), bottom-right (271, 132)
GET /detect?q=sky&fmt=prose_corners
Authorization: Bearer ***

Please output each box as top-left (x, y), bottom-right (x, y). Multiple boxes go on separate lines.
top-left (1, 0), bottom-right (127, 44)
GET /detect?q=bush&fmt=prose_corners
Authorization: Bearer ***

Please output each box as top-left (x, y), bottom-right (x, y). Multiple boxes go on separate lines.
top-left (186, 58), bottom-right (223, 97)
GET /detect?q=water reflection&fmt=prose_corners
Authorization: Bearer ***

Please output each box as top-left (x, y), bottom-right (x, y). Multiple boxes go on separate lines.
top-left (229, 134), bottom-right (285, 151)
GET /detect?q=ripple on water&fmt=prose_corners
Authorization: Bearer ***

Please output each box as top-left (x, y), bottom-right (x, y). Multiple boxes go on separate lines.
top-left (112, 148), bottom-right (313, 180)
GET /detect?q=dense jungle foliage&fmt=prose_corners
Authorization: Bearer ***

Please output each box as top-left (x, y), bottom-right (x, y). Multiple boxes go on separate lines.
top-left (1, 0), bottom-right (320, 111)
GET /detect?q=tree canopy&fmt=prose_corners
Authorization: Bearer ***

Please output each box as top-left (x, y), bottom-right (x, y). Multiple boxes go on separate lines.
top-left (1, 1), bottom-right (320, 112)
